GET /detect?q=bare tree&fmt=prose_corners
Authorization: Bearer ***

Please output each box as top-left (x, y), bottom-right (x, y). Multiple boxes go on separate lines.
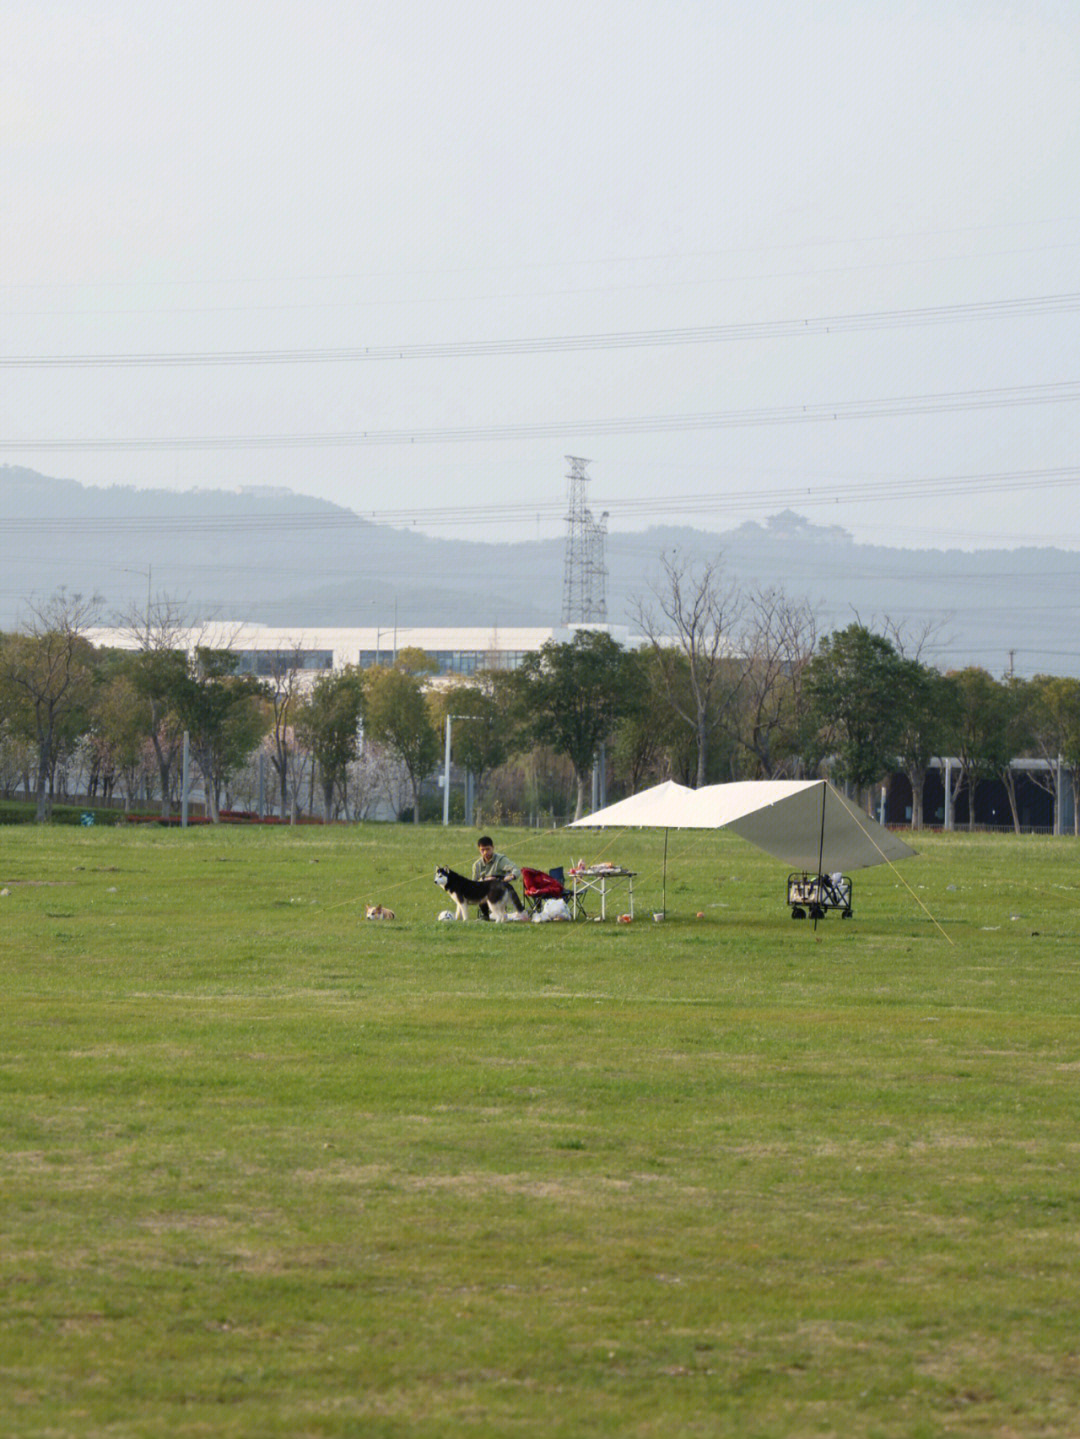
top-left (112, 602), bottom-right (257, 820)
top-left (371, 747), bottom-right (413, 822)
top-left (633, 553), bottom-right (742, 788)
top-left (262, 642), bottom-right (311, 818)
top-left (345, 746), bottom-right (389, 820)
top-left (286, 741), bottom-right (313, 820)
top-left (113, 595), bottom-right (193, 818)
top-left (881, 614), bottom-right (953, 667)
top-left (732, 588), bottom-right (817, 777)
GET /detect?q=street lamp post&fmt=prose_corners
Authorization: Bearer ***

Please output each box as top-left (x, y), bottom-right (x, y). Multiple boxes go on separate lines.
top-left (442, 714), bottom-right (476, 826)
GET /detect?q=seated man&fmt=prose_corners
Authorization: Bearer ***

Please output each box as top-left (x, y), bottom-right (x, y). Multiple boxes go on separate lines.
top-left (472, 835), bottom-right (522, 920)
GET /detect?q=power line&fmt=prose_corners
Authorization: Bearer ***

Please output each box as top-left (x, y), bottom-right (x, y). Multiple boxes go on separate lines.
top-left (6, 223), bottom-right (1080, 319)
top-left (4, 381), bottom-right (1079, 453)
top-left (3, 219), bottom-right (1072, 293)
top-left (2, 464), bottom-right (1078, 537)
top-left (4, 294), bottom-right (1078, 367)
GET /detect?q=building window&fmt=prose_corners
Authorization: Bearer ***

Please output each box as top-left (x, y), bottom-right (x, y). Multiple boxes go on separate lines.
top-left (235, 649), bottom-right (334, 675)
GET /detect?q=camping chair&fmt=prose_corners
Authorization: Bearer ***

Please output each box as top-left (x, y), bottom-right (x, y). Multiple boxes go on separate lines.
top-left (520, 866), bottom-right (578, 918)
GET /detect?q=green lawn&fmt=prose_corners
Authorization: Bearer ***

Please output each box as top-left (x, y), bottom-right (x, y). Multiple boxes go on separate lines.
top-left (3, 821), bottom-right (1080, 1437)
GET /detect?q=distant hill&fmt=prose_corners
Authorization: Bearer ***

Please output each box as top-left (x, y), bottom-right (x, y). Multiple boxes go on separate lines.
top-left (2, 466), bottom-right (1078, 676)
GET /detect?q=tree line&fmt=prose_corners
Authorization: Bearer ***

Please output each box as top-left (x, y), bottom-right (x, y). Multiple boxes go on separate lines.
top-left (2, 563), bottom-right (1080, 831)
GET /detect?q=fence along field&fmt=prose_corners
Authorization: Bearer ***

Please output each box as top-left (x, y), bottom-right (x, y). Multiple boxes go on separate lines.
top-left (3, 821), bottom-right (1080, 1437)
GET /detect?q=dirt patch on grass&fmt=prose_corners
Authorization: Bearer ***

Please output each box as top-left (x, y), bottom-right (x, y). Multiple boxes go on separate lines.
top-left (1, 879), bottom-right (74, 886)
top-left (405, 1170), bottom-right (685, 1203)
top-left (289, 1158), bottom-right (697, 1204)
top-left (136, 1213), bottom-right (235, 1234)
top-left (292, 1162), bottom-right (394, 1187)
top-left (6, 1150), bottom-right (59, 1177)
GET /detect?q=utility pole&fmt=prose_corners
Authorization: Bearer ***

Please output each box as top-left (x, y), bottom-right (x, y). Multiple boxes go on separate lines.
top-left (443, 714), bottom-right (454, 826)
top-left (442, 714), bottom-right (474, 826)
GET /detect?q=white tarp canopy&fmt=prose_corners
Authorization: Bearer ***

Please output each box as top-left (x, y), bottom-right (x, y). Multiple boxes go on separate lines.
top-left (569, 778), bottom-right (915, 872)
top-left (564, 778), bottom-right (693, 830)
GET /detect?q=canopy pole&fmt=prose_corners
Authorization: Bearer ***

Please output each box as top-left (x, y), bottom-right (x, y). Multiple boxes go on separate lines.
top-left (813, 782), bottom-right (828, 932)
top-left (663, 828), bottom-right (669, 917)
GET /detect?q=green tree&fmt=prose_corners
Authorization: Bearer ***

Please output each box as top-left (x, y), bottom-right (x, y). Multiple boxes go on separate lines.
top-left (391, 646), bottom-right (439, 677)
top-left (893, 660), bottom-right (957, 829)
top-left (1031, 674), bottom-right (1080, 834)
top-left (0, 707), bottom-right (35, 800)
top-left (172, 649), bottom-right (270, 821)
top-left (363, 662), bottom-right (440, 823)
top-left (805, 624), bottom-right (908, 795)
top-left (995, 677), bottom-right (1036, 833)
top-left (123, 647), bottom-right (189, 816)
top-left (430, 673), bottom-right (518, 821)
top-left (610, 648), bottom-right (684, 793)
top-left (89, 657), bottom-right (155, 809)
top-left (943, 668), bottom-right (1016, 831)
top-left (514, 630), bottom-right (640, 820)
top-left (296, 666), bottom-right (366, 820)
top-left (111, 598), bottom-right (194, 819)
top-left (0, 593), bottom-right (99, 821)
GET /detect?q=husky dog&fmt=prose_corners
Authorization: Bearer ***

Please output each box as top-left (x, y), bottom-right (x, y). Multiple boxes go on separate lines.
top-left (434, 865), bottom-right (525, 923)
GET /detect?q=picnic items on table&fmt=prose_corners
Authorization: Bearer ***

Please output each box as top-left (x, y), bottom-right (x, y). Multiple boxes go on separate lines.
top-left (568, 861), bottom-right (637, 921)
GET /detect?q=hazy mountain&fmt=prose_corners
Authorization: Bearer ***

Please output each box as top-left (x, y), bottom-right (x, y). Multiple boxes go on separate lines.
top-left (2, 466), bottom-right (1077, 676)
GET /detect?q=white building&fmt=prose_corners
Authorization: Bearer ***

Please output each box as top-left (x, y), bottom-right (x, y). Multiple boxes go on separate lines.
top-left (85, 622), bottom-right (635, 682)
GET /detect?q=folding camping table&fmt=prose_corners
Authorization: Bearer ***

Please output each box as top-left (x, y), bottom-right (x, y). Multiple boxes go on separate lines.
top-left (569, 864), bottom-right (637, 920)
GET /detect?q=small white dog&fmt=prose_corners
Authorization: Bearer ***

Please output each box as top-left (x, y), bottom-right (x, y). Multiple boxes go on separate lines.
top-left (365, 903), bottom-right (396, 920)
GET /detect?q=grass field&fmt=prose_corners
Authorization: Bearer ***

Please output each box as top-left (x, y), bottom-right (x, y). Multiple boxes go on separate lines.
top-left (3, 819), bottom-right (1080, 1437)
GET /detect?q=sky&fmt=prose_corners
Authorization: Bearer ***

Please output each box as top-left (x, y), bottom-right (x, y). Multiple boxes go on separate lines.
top-left (3, 0), bottom-right (1079, 550)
